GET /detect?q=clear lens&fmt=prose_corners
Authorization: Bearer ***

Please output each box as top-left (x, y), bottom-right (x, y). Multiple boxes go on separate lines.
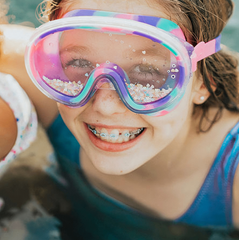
top-left (32, 28), bottom-right (180, 103)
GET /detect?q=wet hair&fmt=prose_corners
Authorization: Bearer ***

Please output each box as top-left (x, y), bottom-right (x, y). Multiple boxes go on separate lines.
top-left (37, 0), bottom-right (239, 132)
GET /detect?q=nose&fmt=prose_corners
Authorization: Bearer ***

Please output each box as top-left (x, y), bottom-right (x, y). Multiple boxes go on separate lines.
top-left (97, 79), bottom-right (116, 90)
top-left (91, 87), bottom-right (127, 116)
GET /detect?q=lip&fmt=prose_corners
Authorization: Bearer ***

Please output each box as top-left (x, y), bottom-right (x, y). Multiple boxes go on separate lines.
top-left (84, 123), bottom-right (145, 152)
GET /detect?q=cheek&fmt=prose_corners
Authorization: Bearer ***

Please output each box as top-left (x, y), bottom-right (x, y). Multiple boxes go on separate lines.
top-left (142, 86), bottom-right (193, 142)
top-left (57, 103), bottom-right (84, 127)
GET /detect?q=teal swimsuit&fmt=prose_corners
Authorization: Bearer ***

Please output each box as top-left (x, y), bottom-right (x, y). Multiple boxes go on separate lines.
top-left (1, 114), bottom-right (238, 239)
top-left (47, 114), bottom-right (239, 229)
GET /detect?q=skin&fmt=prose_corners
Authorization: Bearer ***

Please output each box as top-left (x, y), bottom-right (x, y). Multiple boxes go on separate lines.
top-left (0, 97), bottom-right (17, 160)
top-left (55, 0), bottom-right (239, 222)
top-left (0, 24), bottom-right (58, 128)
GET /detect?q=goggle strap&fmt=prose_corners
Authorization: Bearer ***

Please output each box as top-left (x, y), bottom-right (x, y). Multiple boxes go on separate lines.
top-left (191, 35), bottom-right (221, 72)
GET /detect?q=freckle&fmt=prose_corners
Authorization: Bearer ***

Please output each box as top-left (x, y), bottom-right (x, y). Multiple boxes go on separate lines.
top-left (120, 171), bottom-right (123, 173)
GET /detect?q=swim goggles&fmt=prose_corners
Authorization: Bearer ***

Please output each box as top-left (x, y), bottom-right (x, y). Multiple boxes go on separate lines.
top-left (25, 9), bottom-right (221, 116)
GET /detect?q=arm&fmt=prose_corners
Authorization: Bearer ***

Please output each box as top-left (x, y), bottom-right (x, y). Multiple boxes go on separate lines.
top-left (0, 24), bottom-right (58, 128)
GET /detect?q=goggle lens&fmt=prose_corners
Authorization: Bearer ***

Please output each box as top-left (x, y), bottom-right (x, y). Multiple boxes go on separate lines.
top-left (33, 28), bottom-right (180, 104)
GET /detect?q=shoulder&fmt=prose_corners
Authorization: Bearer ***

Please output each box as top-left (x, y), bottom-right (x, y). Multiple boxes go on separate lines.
top-left (0, 24), bottom-right (58, 128)
top-left (225, 113), bottom-right (239, 228)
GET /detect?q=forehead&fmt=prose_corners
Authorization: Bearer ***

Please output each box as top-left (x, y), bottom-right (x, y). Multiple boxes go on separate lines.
top-left (62, 0), bottom-right (170, 19)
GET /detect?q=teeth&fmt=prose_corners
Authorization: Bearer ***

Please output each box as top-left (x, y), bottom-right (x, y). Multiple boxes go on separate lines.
top-left (100, 128), bottom-right (109, 141)
top-left (88, 125), bottom-right (144, 143)
top-left (109, 129), bottom-right (119, 143)
top-left (117, 135), bottom-right (124, 143)
top-left (122, 130), bottom-right (130, 142)
top-left (129, 134), bottom-right (136, 140)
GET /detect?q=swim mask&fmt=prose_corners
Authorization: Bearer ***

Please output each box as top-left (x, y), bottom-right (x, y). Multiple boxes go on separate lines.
top-left (25, 9), bottom-right (221, 116)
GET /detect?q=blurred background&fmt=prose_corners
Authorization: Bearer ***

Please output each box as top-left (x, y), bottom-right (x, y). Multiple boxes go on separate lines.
top-left (7, 0), bottom-right (239, 52)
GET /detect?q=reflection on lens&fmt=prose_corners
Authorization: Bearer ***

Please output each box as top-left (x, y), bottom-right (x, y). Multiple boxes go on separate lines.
top-left (43, 76), bottom-right (84, 96)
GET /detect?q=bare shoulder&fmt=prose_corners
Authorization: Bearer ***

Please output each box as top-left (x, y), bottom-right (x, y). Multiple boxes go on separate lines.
top-left (0, 24), bottom-right (58, 127)
top-left (207, 109), bottom-right (239, 227)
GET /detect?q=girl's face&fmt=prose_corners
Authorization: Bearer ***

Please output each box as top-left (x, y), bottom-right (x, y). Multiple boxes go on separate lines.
top-left (58, 0), bottom-right (199, 175)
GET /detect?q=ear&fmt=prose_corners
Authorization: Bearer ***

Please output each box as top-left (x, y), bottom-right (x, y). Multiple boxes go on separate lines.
top-left (192, 75), bottom-right (216, 105)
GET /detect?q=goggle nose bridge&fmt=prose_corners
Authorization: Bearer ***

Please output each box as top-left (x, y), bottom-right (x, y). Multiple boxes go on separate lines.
top-left (85, 63), bottom-right (130, 98)
top-left (94, 77), bottom-right (116, 90)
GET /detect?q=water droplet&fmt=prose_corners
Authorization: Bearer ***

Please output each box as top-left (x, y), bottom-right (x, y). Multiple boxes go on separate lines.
top-left (106, 60), bottom-right (110, 64)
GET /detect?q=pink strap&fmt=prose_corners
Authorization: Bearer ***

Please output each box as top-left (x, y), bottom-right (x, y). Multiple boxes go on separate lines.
top-left (191, 35), bottom-right (221, 72)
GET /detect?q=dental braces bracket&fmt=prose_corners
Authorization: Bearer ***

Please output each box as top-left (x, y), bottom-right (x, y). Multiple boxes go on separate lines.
top-left (88, 126), bottom-right (144, 138)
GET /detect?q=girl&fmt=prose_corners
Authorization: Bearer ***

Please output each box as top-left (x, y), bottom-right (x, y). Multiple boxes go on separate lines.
top-left (5, 0), bottom-right (239, 239)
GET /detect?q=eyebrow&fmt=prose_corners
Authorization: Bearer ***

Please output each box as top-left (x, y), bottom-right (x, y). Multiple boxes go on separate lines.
top-left (128, 47), bottom-right (169, 59)
top-left (60, 45), bottom-right (91, 55)
top-left (60, 45), bottom-right (169, 61)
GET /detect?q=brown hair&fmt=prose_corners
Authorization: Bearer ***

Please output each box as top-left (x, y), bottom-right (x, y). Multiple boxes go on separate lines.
top-left (37, 0), bottom-right (239, 132)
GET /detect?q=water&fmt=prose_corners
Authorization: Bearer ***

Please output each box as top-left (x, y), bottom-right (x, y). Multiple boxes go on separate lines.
top-left (7, 0), bottom-right (239, 52)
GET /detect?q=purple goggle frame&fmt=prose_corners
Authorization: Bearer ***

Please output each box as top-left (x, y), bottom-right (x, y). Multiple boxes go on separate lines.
top-left (25, 9), bottom-right (221, 116)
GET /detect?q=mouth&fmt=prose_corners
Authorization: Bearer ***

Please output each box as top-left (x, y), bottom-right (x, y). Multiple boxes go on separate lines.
top-left (85, 123), bottom-right (146, 152)
top-left (87, 124), bottom-right (145, 143)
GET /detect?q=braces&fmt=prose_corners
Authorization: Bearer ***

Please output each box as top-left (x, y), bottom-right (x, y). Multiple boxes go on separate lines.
top-left (88, 125), bottom-right (144, 138)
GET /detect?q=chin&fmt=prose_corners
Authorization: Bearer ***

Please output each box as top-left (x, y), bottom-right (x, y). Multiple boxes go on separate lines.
top-left (89, 153), bottom-right (144, 175)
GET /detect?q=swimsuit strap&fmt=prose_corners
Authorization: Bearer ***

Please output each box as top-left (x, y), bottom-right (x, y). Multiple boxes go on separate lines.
top-left (175, 121), bottom-right (239, 229)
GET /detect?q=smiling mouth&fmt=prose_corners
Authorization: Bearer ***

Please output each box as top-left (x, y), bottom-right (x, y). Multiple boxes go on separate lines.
top-left (87, 124), bottom-right (145, 143)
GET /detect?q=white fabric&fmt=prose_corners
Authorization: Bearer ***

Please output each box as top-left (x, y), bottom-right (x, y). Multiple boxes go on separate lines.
top-left (0, 72), bottom-right (37, 171)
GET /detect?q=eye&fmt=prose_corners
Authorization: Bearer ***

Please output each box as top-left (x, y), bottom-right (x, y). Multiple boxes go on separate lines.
top-left (132, 64), bottom-right (163, 76)
top-left (62, 58), bottom-right (94, 83)
top-left (65, 58), bottom-right (93, 69)
top-left (128, 64), bottom-right (167, 88)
